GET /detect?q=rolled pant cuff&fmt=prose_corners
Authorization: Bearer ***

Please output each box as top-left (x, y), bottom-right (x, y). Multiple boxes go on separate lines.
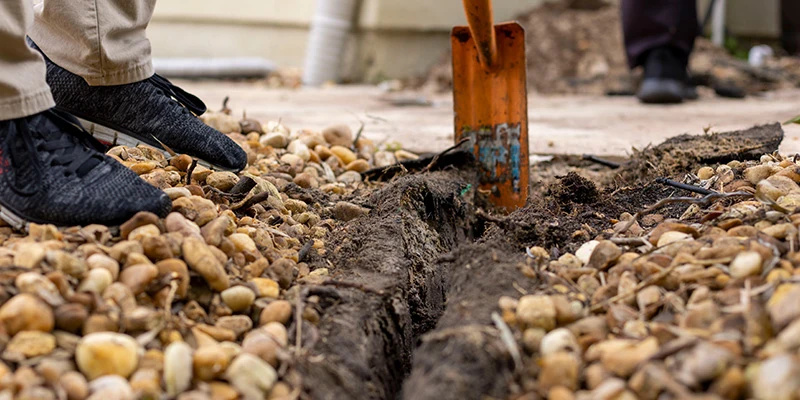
top-left (81, 60), bottom-right (154, 87)
top-left (0, 87), bottom-right (56, 121)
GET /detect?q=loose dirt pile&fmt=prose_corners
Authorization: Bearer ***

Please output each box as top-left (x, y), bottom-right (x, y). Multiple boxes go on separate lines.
top-left (422, 0), bottom-right (800, 96)
top-left (0, 98), bottom-right (794, 400)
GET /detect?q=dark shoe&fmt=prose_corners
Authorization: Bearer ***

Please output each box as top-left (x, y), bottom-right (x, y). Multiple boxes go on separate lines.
top-left (637, 47), bottom-right (690, 104)
top-left (0, 109), bottom-right (171, 229)
top-left (32, 42), bottom-right (247, 172)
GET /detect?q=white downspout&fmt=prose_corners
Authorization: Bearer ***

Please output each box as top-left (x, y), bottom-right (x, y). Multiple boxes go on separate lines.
top-left (711, 0), bottom-right (726, 47)
top-left (302, 0), bottom-right (359, 86)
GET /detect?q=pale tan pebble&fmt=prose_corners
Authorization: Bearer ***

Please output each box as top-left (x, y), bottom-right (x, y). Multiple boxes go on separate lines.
top-left (540, 328), bottom-right (580, 357)
top-left (656, 231), bottom-right (692, 247)
top-left (295, 129), bottom-right (325, 148)
top-left (129, 368), bottom-right (161, 399)
top-left (288, 141), bottom-right (311, 162)
top-left (16, 386), bottom-right (57, 400)
top-left (76, 332), bottom-right (141, 380)
top-left (598, 337), bottom-right (659, 377)
top-left (260, 132), bottom-right (290, 149)
top-left (675, 341), bottom-right (734, 387)
top-left (283, 199), bottom-right (308, 214)
top-left (226, 353), bottom-right (278, 400)
top-left (744, 164), bottom-right (777, 185)
top-left (574, 241), bottom-right (599, 265)
top-left (716, 165), bottom-right (735, 184)
top-left (201, 112), bottom-right (241, 133)
top-left (394, 150), bottom-right (419, 162)
top-left (538, 352), bottom-right (580, 391)
top-left (201, 215), bottom-right (233, 248)
top-left (758, 180), bottom-right (790, 202)
top-left (337, 171), bottom-right (362, 184)
top-left (86, 254), bottom-right (120, 280)
top-left (585, 241), bottom-right (621, 270)
top-left (322, 124), bottom-right (353, 147)
top-left (129, 161), bottom-right (158, 175)
top-left (195, 324), bottom-right (237, 342)
top-left (767, 284), bottom-right (800, 330)
top-left (697, 166), bottom-right (715, 180)
top-left (242, 323), bottom-right (287, 366)
top-left (86, 375), bottom-right (134, 400)
top-left (636, 286), bottom-right (661, 311)
top-left (259, 301), bottom-right (293, 326)
top-left (280, 154), bottom-right (305, 172)
top-left (221, 286), bottom-right (256, 312)
top-left (516, 295), bottom-right (556, 331)
top-left (5, 331), bottom-right (56, 358)
top-left (77, 268), bottom-right (113, 295)
top-left (332, 201), bottom-right (369, 221)
top-left (761, 223), bottom-right (798, 239)
top-left (164, 341), bottom-right (193, 397)
top-left (522, 328), bottom-right (546, 354)
top-left (193, 345), bottom-right (231, 382)
top-left (293, 173), bottom-right (319, 189)
top-left (206, 171), bottom-right (240, 192)
top-left (345, 159), bottom-right (370, 173)
top-left (164, 187), bottom-right (191, 200)
top-left (15, 272), bottom-right (63, 306)
top-left (729, 251), bottom-right (763, 279)
top-left (0, 294), bottom-right (54, 335)
top-left (14, 243), bottom-right (46, 269)
top-left (59, 371), bottom-right (89, 400)
top-left (314, 145), bottom-right (333, 161)
top-left (497, 296), bottom-right (519, 311)
top-left (216, 316), bottom-right (253, 338)
top-left (108, 240), bottom-right (144, 264)
top-left (182, 236), bottom-right (230, 291)
top-left (373, 151), bottom-right (397, 168)
top-left (36, 356), bottom-right (73, 385)
top-left (251, 278), bottom-right (280, 299)
top-left (268, 382), bottom-right (294, 400)
top-left (102, 283), bottom-right (137, 312)
top-left (82, 313), bottom-right (119, 335)
top-left (330, 146), bottom-right (357, 165)
top-left (750, 354), bottom-right (800, 400)
top-left (209, 382), bottom-right (239, 400)
top-left (584, 363), bottom-right (611, 390)
top-left (45, 250), bottom-right (87, 278)
top-left (118, 263), bottom-right (158, 295)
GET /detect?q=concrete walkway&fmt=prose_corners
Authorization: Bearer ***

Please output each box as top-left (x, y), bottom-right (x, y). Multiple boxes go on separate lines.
top-left (180, 81), bottom-right (800, 157)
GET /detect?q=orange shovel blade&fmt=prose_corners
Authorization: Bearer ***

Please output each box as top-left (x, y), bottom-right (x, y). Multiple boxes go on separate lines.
top-left (452, 22), bottom-right (529, 212)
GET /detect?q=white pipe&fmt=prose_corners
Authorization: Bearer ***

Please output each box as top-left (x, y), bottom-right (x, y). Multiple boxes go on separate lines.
top-left (712, 0), bottom-right (726, 47)
top-left (302, 0), bottom-right (359, 86)
top-left (153, 58), bottom-right (276, 79)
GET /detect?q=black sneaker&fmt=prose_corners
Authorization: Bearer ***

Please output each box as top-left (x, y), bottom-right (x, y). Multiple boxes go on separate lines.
top-left (0, 109), bottom-right (171, 229)
top-left (31, 42), bottom-right (247, 172)
top-left (637, 47), bottom-right (691, 104)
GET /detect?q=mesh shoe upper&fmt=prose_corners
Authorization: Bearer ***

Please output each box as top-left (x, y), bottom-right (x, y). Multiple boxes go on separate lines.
top-left (0, 110), bottom-right (171, 227)
top-left (34, 43), bottom-right (247, 172)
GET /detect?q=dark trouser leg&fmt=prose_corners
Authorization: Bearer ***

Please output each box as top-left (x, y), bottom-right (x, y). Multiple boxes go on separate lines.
top-left (621, 0), bottom-right (699, 69)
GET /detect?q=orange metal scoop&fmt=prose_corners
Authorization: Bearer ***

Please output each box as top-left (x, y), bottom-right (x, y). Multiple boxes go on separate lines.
top-left (452, 0), bottom-right (529, 212)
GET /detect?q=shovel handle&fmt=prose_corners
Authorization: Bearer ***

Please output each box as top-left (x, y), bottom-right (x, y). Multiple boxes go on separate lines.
top-left (461, 0), bottom-right (498, 70)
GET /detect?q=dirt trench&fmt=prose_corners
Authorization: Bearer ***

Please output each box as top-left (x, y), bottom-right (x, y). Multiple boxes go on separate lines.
top-left (288, 168), bottom-right (479, 400)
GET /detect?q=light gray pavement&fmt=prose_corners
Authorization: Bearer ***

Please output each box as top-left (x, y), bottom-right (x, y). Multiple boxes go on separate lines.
top-left (180, 81), bottom-right (800, 157)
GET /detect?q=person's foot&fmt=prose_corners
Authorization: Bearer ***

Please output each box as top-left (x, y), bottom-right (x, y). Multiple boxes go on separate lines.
top-left (0, 109), bottom-right (171, 229)
top-left (31, 42), bottom-right (247, 172)
top-left (637, 47), bottom-right (692, 104)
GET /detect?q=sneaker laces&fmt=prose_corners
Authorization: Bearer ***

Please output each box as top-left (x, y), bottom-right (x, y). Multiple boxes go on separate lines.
top-left (4, 109), bottom-right (103, 196)
top-left (147, 74), bottom-right (207, 116)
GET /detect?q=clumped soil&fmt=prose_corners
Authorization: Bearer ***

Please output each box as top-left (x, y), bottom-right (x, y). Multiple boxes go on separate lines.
top-left (289, 122), bottom-right (784, 400)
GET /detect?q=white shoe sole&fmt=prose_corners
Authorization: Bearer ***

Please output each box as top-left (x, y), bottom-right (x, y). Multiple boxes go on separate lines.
top-left (74, 116), bottom-right (230, 172)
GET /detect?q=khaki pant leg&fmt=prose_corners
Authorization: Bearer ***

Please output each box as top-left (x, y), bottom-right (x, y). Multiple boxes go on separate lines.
top-left (0, 0), bottom-right (55, 120)
top-left (29, 0), bottom-right (157, 86)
